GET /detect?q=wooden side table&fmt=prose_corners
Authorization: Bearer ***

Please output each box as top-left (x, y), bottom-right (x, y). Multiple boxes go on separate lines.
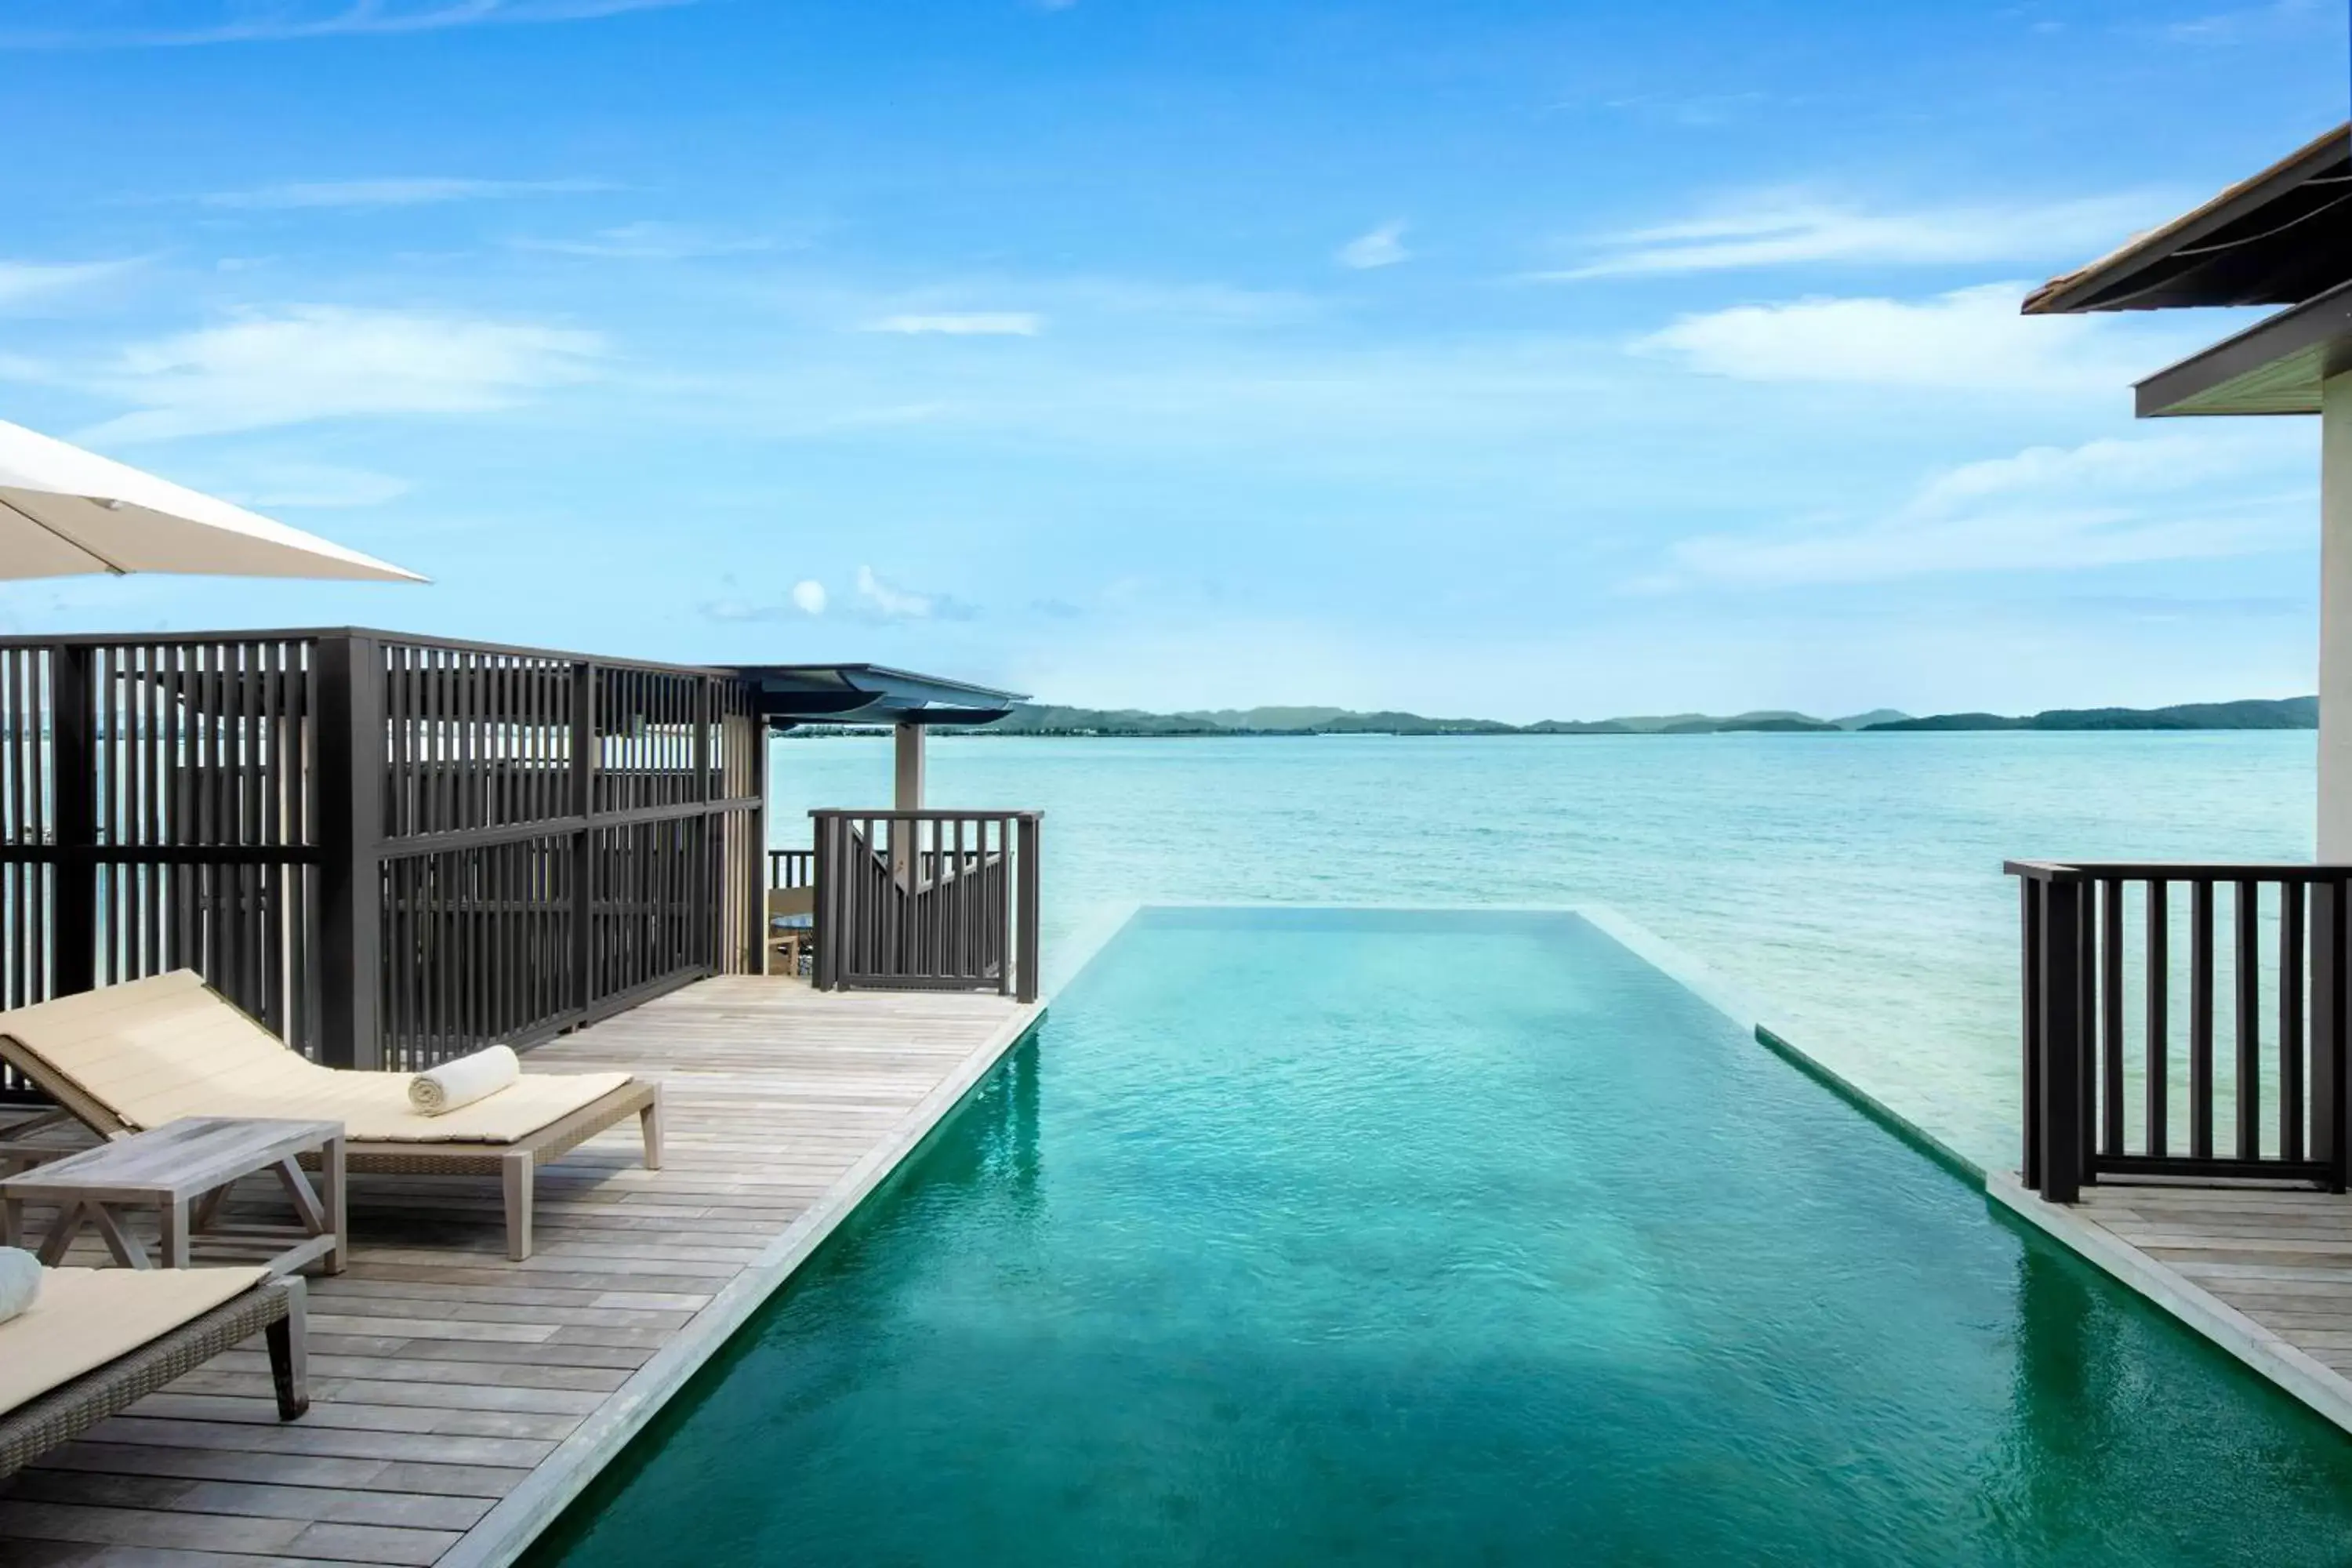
top-left (0, 1117), bottom-right (345, 1276)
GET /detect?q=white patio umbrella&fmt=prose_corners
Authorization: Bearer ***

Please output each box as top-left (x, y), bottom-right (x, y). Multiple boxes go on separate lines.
top-left (0, 418), bottom-right (424, 583)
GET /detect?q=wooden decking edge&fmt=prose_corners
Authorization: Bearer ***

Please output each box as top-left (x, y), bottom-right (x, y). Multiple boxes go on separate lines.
top-left (437, 999), bottom-right (1047, 1568)
top-left (1984, 1169), bottom-right (2352, 1436)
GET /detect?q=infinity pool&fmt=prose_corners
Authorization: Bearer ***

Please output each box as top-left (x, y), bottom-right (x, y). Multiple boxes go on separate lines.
top-left (535, 907), bottom-right (2352, 1566)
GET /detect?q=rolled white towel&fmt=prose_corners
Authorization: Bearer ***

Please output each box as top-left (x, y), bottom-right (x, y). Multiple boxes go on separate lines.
top-left (0, 1246), bottom-right (40, 1323)
top-left (409, 1044), bottom-right (521, 1116)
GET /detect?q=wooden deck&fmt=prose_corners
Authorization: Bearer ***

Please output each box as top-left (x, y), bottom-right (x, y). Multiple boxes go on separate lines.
top-left (0, 976), bottom-right (1044, 1568)
top-left (1990, 1171), bottom-right (2352, 1433)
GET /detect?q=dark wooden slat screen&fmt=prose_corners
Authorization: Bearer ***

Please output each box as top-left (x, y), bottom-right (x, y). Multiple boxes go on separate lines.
top-left (807, 809), bottom-right (1040, 1003)
top-left (0, 627), bottom-right (767, 1085)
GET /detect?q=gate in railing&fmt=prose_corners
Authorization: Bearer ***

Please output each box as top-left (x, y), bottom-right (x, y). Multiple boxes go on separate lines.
top-left (0, 628), bottom-right (768, 1088)
top-left (2009, 860), bottom-right (2352, 1202)
top-left (809, 810), bottom-right (1040, 1002)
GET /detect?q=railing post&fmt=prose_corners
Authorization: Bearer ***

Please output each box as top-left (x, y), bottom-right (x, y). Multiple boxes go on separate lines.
top-left (313, 633), bottom-right (383, 1069)
top-left (2318, 878), bottom-right (2350, 1192)
top-left (744, 720), bottom-right (769, 976)
top-left (2099, 877), bottom-right (2124, 1158)
top-left (2236, 877), bottom-right (2263, 1160)
top-left (2038, 874), bottom-right (2086, 1203)
top-left (47, 644), bottom-right (95, 1002)
top-left (2020, 875), bottom-right (2042, 1191)
top-left (2147, 879), bottom-right (2169, 1159)
top-left (810, 812), bottom-right (835, 991)
top-left (569, 660), bottom-right (596, 1019)
top-left (1015, 812), bottom-right (1040, 1004)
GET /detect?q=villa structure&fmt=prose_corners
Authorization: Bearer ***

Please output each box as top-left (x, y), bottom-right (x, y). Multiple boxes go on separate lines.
top-left (2025, 122), bottom-right (2352, 848)
top-left (1998, 120), bottom-right (2352, 1435)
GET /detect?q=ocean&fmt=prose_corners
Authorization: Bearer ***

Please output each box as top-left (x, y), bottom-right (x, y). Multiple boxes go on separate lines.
top-left (768, 730), bottom-right (2315, 1174)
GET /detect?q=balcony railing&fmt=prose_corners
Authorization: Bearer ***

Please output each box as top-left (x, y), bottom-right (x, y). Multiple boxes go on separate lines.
top-left (0, 629), bottom-right (770, 1087)
top-left (808, 810), bottom-right (1040, 1002)
top-left (2009, 860), bottom-right (2352, 1202)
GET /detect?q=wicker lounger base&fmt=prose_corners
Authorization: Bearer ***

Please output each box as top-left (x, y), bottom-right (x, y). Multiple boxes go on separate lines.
top-left (298, 1080), bottom-right (664, 1261)
top-left (0, 1276), bottom-right (307, 1480)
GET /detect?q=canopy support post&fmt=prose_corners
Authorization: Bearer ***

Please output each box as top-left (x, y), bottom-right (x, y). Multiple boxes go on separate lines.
top-left (2324, 372), bottom-right (2352, 858)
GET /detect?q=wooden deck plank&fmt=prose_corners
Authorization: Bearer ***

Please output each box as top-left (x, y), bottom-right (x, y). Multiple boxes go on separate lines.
top-left (1, 977), bottom-right (1043, 1568)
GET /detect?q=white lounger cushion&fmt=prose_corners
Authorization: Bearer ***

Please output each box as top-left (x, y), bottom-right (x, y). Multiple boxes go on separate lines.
top-left (0, 971), bottom-right (630, 1144)
top-left (0, 1265), bottom-right (266, 1416)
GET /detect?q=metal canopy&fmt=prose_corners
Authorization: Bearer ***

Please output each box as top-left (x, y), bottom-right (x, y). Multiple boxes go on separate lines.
top-left (728, 662), bottom-right (1026, 729)
top-left (2136, 274), bottom-right (2352, 416)
top-left (2024, 122), bottom-right (2351, 315)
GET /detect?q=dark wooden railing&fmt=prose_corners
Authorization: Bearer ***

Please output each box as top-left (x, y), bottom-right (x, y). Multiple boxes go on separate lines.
top-left (2009, 860), bottom-right (2352, 1202)
top-left (810, 810), bottom-right (1040, 1003)
top-left (768, 848), bottom-right (815, 891)
top-left (0, 628), bottom-right (768, 1087)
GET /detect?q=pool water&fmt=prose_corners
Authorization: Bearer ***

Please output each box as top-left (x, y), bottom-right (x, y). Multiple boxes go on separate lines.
top-left (534, 908), bottom-right (2352, 1566)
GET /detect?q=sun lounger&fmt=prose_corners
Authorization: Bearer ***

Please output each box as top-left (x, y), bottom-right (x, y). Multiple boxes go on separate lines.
top-left (0, 971), bottom-right (662, 1261)
top-left (0, 1264), bottom-right (307, 1479)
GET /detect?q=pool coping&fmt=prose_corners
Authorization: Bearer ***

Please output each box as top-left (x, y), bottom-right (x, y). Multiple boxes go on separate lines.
top-left (441, 996), bottom-right (1048, 1568)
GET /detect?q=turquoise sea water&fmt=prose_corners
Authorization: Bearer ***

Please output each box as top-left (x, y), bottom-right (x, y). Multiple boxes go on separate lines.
top-left (537, 908), bottom-right (2352, 1566)
top-left (771, 731), bottom-right (2316, 1171)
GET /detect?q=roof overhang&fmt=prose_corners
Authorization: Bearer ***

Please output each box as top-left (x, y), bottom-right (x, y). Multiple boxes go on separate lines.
top-left (2024, 122), bottom-right (2352, 314)
top-left (728, 662), bottom-right (1027, 729)
top-left (2136, 275), bottom-right (2352, 416)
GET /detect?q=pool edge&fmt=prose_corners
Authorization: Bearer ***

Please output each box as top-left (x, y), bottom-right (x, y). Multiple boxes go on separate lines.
top-left (1985, 1170), bottom-right (2352, 1439)
top-left (1572, 902), bottom-right (1988, 1186)
top-left (442, 998), bottom-right (1050, 1568)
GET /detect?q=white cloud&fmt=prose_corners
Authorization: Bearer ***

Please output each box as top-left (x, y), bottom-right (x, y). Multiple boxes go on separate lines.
top-left (511, 221), bottom-right (779, 260)
top-left (1542, 191), bottom-right (2166, 278)
top-left (1598, 92), bottom-right (1773, 130)
top-left (61, 305), bottom-right (603, 442)
top-left (856, 564), bottom-right (933, 619)
top-left (0, 0), bottom-right (693, 49)
top-left (215, 462), bottom-right (412, 509)
top-left (0, 258), bottom-right (141, 310)
top-left (1649, 429), bottom-right (2311, 589)
top-left (201, 177), bottom-right (608, 210)
top-left (1636, 282), bottom-right (2173, 394)
top-left (1337, 221), bottom-right (1410, 270)
top-left (790, 579), bottom-right (827, 615)
top-left (864, 313), bottom-right (1042, 336)
top-left (2156, 0), bottom-right (2332, 43)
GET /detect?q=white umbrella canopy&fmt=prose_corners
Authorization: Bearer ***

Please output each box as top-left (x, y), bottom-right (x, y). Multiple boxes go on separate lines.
top-left (0, 419), bottom-right (424, 583)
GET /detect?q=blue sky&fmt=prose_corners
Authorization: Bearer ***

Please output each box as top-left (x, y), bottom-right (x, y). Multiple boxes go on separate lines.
top-left (0, 0), bottom-right (2345, 719)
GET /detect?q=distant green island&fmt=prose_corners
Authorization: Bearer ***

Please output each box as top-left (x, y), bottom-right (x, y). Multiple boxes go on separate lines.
top-left (908, 696), bottom-right (2319, 738)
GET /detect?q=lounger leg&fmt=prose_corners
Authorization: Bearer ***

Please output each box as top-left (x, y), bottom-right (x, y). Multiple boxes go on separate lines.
top-left (267, 1277), bottom-right (310, 1420)
top-left (159, 1197), bottom-right (190, 1269)
top-left (85, 1203), bottom-right (147, 1269)
top-left (318, 1134), bottom-right (346, 1276)
top-left (34, 1199), bottom-right (88, 1265)
top-left (639, 1087), bottom-right (664, 1171)
top-left (502, 1150), bottom-right (535, 1262)
top-left (191, 1180), bottom-right (232, 1234)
